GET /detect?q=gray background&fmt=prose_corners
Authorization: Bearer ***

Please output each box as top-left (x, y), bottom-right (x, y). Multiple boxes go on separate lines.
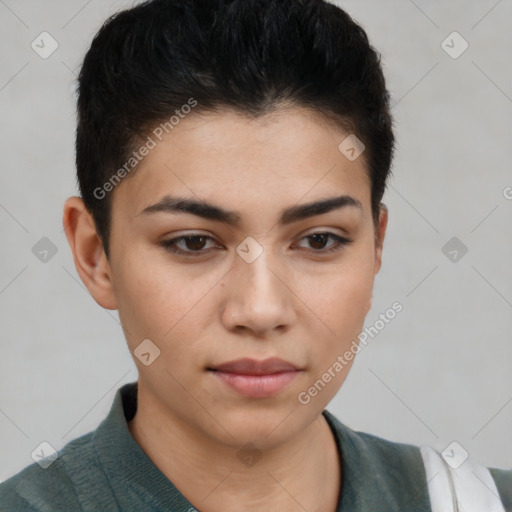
top-left (1, 0), bottom-right (511, 480)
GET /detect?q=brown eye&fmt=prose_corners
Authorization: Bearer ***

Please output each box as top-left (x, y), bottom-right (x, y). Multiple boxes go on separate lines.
top-left (297, 232), bottom-right (352, 253)
top-left (161, 231), bottom-right (351, 258)
top-left (308, 233), bottom-right (330, 250)
top-left (182, 236), bottom-right (208, 251)
top-left (161, 235), bottom-right (218, 255)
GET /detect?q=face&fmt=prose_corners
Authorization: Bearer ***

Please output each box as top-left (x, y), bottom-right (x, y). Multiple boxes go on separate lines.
top-left (106, 107), bottom-right (386, 448)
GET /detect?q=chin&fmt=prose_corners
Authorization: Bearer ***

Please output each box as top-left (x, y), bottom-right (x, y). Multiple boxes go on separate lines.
top-left (210, 404), bottom-right (311, 447)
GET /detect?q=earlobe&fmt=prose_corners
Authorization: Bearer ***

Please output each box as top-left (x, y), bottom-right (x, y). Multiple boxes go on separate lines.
top-left (62, 196), bottom-right (118, 310)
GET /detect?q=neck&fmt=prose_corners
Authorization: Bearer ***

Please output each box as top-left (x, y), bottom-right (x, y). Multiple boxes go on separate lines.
top-left (127, 389), bottom-right (342, 512)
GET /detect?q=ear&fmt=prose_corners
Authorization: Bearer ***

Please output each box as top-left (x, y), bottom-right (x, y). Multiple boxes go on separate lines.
top-left (366, 203), bottom-right (388, 314)
top-left (62, 196), bottom-right (118, 310)
top-left (373, 202), bottom-right (388, 275)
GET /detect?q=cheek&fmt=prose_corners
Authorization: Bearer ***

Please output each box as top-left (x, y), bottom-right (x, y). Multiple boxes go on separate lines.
top-left (292, 255), bottom-right (375, 389)
top-left (294, 257), bottom-right (375, 404)
top-left (299, 257), bottom-right (374, 333)
top-left (112, 236), bottom-right (375, 361)
top-left (111, 249), bottom-right (218, 355)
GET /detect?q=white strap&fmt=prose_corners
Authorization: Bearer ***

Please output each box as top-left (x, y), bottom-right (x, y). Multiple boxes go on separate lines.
top-left (420, 445), bottom-right (505, 512)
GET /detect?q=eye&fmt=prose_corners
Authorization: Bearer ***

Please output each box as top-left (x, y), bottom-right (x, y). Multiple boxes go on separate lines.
top-left (161, 234), bottom-right (219, 256)
top-left (161, 231), bottom-right (352, 257)
top-left (295, 232), bottom-right (352, 254)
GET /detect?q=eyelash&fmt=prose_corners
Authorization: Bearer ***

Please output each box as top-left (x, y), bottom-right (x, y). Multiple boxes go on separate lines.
top-left (160, 232), bottom-right (352, 257)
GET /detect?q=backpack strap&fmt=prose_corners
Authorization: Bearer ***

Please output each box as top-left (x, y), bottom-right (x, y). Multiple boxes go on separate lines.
top-left (420, 445), bottom-right (506, 512)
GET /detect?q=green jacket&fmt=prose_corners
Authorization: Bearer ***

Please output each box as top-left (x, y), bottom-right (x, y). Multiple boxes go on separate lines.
top-left (1, 381), bottom-right (510, 511)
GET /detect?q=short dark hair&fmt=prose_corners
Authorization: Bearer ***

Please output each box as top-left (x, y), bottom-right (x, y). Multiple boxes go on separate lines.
top-left (76, 0), bottom-right (395, 257)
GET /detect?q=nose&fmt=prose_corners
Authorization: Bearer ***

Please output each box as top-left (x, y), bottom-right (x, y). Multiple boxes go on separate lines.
top-left (220, 247), bottom-right (297, 338)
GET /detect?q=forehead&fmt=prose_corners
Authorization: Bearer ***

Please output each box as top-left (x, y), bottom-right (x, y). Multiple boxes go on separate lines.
top-left (112, 107), bottom-right (371, 220)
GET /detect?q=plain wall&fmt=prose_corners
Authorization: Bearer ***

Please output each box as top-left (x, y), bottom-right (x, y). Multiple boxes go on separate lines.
top-left (1, 0), bottom-right (511, 480)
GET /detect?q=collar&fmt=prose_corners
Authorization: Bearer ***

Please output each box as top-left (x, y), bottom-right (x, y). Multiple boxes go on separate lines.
top-left (93, 381), bottom-right (429, 511)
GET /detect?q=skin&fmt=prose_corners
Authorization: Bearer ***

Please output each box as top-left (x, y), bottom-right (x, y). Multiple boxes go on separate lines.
top-left (63, 106), bottom-right (388, 512)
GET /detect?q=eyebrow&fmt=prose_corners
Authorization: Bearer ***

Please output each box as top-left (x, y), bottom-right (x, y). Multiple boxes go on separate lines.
top-left (139, 194), bottom-right (363, 226)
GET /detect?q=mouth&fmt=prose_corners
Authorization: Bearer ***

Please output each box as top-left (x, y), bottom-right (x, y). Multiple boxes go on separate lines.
top-left (207, 357), bottom-right (302, 398)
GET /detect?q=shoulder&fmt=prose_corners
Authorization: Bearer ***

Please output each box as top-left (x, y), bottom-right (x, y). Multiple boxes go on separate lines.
top-left (323, 410), bottom-right (431, 511)
top-left (489, 466), bottom-right (512, 511)
top-left (0, 431), bottom-right (111, 512)
top-left (323, 409), bottom-right (512, 511)
top-left (323, 408), bottom-right (424, 468)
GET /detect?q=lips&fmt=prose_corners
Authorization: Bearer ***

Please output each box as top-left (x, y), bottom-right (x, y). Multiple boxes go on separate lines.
top-left (209, 357), bottom-right (299, 375)
top-left (208, 357), bottom-right (301, 398)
